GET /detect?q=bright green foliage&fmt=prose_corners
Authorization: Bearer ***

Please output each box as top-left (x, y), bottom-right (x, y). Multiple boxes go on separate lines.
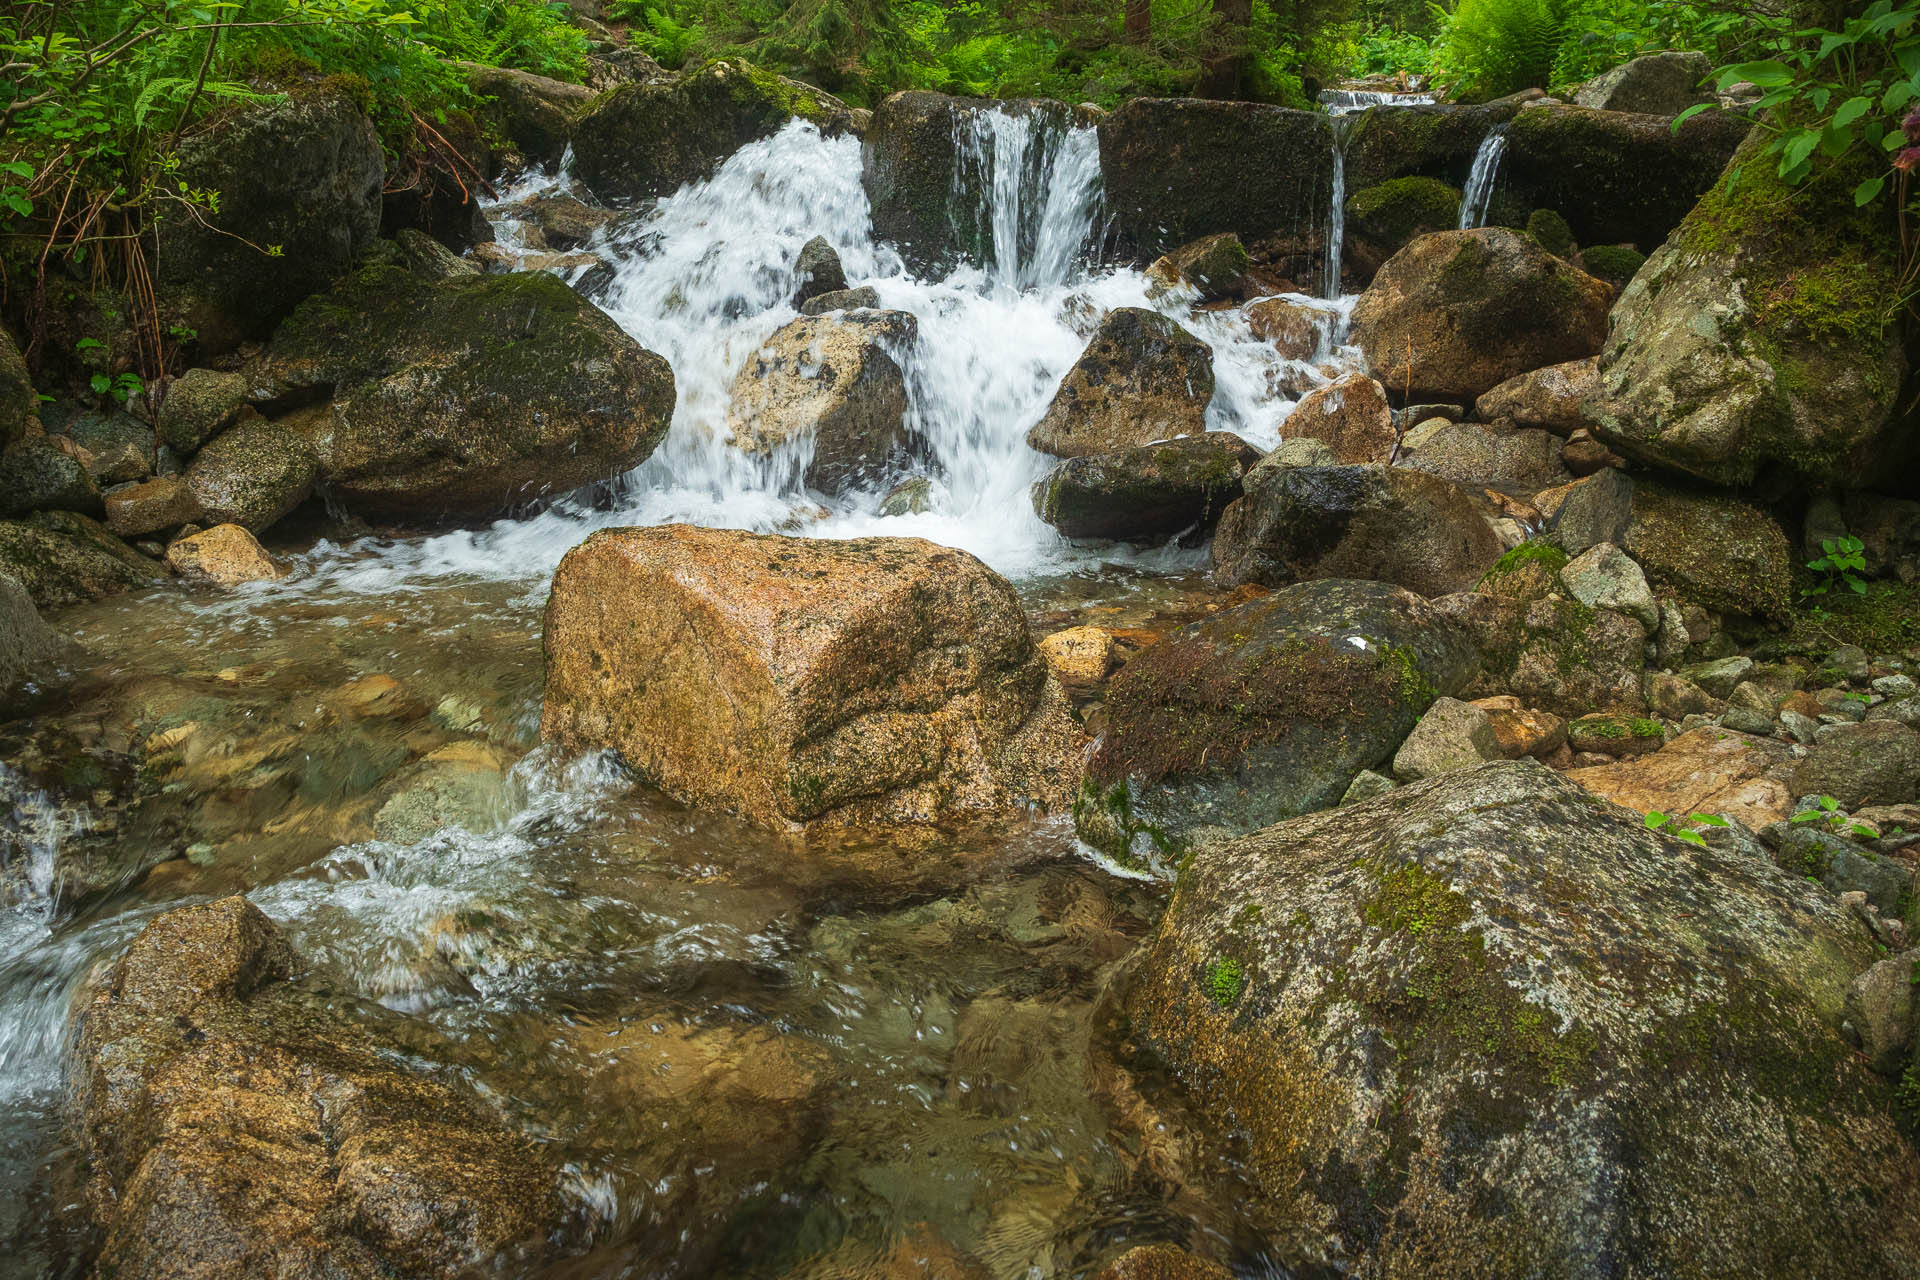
top-left (1430, 0), bottom-right (1566, 99)
top-left (1203, 955), bottom-right (1246, 1006)
top-left (1425, 0), bottom-right (1730, 99)
top-left (1644, 809), bottom-right (1729, 847)
top-left (1804, 536), bottom-right (1870, 598)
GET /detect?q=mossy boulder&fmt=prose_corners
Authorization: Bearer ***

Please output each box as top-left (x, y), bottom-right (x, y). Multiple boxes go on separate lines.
top-left (1026, 308), bottom-right (1213, 458)
top-left (864, 91), bottom-right (1081, 275)
top-left (259, 263), bottom-right (674, 524)
top-left (1122, 759), bottom-right (1919, 1276)
top-left (573, 59), bottom-right (852, 203)
top-left (1592, 132), bottom-right (1910, 491)
top-left (1567, 711), bottom-right (1667, 756)
top-left (1144, 232), bottom-right (1251, 301)
top-left (71, 897), bottom-right (566, 1279)
top-left (1342, 176), bottom-right (1462, 283)
top-left (1572, 51), bottom-right (1714, 115)
top-left (1, 327), bottom-right (33, 449)
top-left (1077, 578), bottom-right (1477, 859)
top-left (0, 511), bottom-right (167, 610)
top-left (183, 416), bottom-right (317, 533)
top-left (1440, 585), bottom-right (1650, 717)
top-left (1212, 463), bottom-right (1504, 597)
top-left (1491, 102), bottom-right (1752, 251)
top-left (1576, 243), bottom-right (1646, 288)
top-left (157, 367), bottom-right (249, 456)
top-left (1398, 419), bottom-right (1570, 492)
top-left (1032, 432), bottom-right (1259, 542)
top-left (155, 87), bottom-right (384, 356)
top-left (0, 438), bottom-right (102, 517)
top-left (1622, 481), bottom-right (1794, 624)
top-left (1352, 228), bottom-right (1612, 402)
top-left (1097, 98), bottom-right (1334, 259)
top-left (1342, 100), bottom-right (1527, 194)
top-left (1525, 207), bottom-right (1576, 258)
top-left (459, 60), bottom-right (596, 169)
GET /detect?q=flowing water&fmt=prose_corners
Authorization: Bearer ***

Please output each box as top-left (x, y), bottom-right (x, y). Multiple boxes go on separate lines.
top-left (1458, 127), bottom-right (1510, 230)
top-left (0, 109), bottom-right (1372, 1278)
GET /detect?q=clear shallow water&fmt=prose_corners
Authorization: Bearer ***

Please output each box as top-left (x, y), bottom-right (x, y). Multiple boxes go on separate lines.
top-left (0, 108), bottom-right (1366, 1278)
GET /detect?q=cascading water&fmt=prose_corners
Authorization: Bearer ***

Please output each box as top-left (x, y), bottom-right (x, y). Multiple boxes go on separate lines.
top-left (1459, 127), bottom-right (1510, 229)
top-left (1319, 88), bottom-right (1436, 113)
top-left (1324, 113), bottom-right (1360, 299)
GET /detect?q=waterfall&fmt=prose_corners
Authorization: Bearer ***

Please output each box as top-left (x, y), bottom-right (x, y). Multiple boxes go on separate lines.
top-left (1324, 114), bottom-right (1359, 299)
top-left (1459, 128), bottom-right (1509, 229)
top-left (949, 107), bottom-right (1104, 294)
top-left (1319, 88), bottom-right (1436, 114)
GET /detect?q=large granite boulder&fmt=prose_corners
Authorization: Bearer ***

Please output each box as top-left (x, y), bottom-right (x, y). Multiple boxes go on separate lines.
top-left (1352, 227), bottom-right (1613, 402)
top-left (1123, 759), bottom-right (1920, 1276)
top-left (1075, 578), bottom-right (1477, 859)
top-left (183, 416), bottom-right (317, 532)
top-left (1026, 308), bottom-right (1214, 458)
top-left (1097, 99), bottom-right (1334, 259)
top-left (1212, 463), bottom-right (1503, 597)
top-left (1622, 481), bottom-right (1794, 624)
top-left (70, 897), bottom-right (565, 1280)
top-left (541, 527), bottom-right (1080, 833)
top-left (727, 310), bottom-right (914, 491)
top-left (864, 91), bottom-right (1082, 275)
top-left (1397, 419), bottom-right (1570, 492)
top-left (1591, 134), bottom-right (1910, 491)
top-left (0, 511), bottom-right (167, 609)
top-left (573, 60), bottom-right (852, 202)
top-left (1282, 374), bottom-right (1395, 464)
top-left (1474, 356), bottom-right (1599, 434)
top-left (154, 87), bottom-right (384, 355)
top-left (1573, 51), bottom-right (1714, 114)
top-left (460, 61), bottom-right (596, 168)
top-left (259, 263), bottom-right (674, 523)
top-left (0, 438), bottom-right (103, 516)
top-left (1032, 433), bottom-right (1259, 542)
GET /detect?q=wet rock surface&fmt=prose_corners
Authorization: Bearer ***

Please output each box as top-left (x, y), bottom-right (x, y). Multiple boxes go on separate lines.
top-left (1125, 760), bottom-right (1920, 1277)
top-left (1027, 308), bottom-right (1214, 458)
top-left (542, 526), bottom-right (1081, 833)
top-left (1032, 433), bottom-right (1258, 542)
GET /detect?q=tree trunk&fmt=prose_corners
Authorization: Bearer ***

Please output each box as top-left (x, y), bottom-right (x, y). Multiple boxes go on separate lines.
top-left (1196, 0), bottom-right (1253, 100)
top-left (1125, 0), bottom-right (1151, 43)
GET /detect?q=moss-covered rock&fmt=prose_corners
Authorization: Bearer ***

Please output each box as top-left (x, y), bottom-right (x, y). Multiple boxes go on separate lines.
top-left (1576, 243), bottom-right (1646, 288)
top-left (1439, 586), bottom-right (1649, 716)
top-left (864, 91), bottom-right (1081, 275)
top-left (0, 510), bottom-right (166, 610)
top-left (1352, 227), bottom-right (1612, 402)
top-left (1525, 207), bottom-right (1576, 258)
top-left (1622, 481), bottom-right (1794, 624)
top-left (71, 897), bottom-right (566, 1279)
top-left (157, 367), bottom-right (248, 456)
top-left (1567, 711), bottom-right (1667, 755)
top-left (1032, 432), bottom-right (1259, 542)
top-left (183, 416), bottom-right (316, 533)
top-left (0, 438), bottom-right (102, 517)
top-left (0, 326), bottom-right (33, 449)
top-left (1343, 176), bottom-right (1462, 281)
top-left (1077, 578), bottom-right (1476, 858)
top-left (155, 87), bottom-right (384, 356)
top-left (573, 59), bottom-right (852, 203)
top-left (1122, 759), bottom-right (1919, 1276)
top-left (1144, 232), bottom-right (1251, 301)
top-left (1491, 102), bottom-right (1752, 250)
top-left (459, 60), bottom-right (597, 170)
top-left (1026, 307), bottom-right (1213, 458)
top-left (1212, 463), bottom-right (1504, 597)
top-left (1591, 132), bottom-right (1909, 491)
top-left (1341, 100), bottom-right (1525, 199)
top-left (258, 263), bottom-right (674, 524)
top-left (1097, 98), bottom-right (1334, 259)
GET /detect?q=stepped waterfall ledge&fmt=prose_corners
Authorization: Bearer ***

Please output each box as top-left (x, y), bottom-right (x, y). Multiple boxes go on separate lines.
top-left (2, 20), bottom-right (1919, 1280)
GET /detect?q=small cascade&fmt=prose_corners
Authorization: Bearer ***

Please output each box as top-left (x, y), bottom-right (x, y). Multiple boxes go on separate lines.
top-left (1320, 88), bottom-right (1436, 114)
top-left (1324, 113), bottom-right (1360, 299)
top-left (0, 764), bottom-right (86, 912)
top-left (1459, 127), bottom-right (1510, 229)
top-left (949, 106), bottom-right (1104, 294)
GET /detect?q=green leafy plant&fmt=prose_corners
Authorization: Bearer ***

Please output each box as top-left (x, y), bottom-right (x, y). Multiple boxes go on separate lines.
top-left (1805, 535), bottom-right (1870, 598)
top-left (1791, 794), bottom-right (1880, 840)
top-left (1430, 0), bottom-right (1565, 99)
top-left (1644, 809), bottom-right (1729, 847)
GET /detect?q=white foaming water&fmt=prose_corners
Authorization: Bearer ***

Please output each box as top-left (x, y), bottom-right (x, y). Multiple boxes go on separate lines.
top-left (292, 113), bottom-right (1359, 596)
top-left (1460, 128), bottom-right (1510, 229)
top-left (1320, 88), bottom-right (1437, 114)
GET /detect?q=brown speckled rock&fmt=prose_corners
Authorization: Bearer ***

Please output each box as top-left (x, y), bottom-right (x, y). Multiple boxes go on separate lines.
top-left (164, 523), bottom-right (283, 586)
top-left (541, 526), bottom-right (1080, 832)
top-left (1027, 308), bottom-right (1213, 458)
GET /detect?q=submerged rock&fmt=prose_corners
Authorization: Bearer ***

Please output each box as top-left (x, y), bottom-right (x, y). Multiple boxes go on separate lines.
top-left (1032, 433), bottom-right (1258, 542)
top-left (792, 234), bottom-right (848, 305)
top-left (1351, 227), bottom-right (1612, 402)
top-left (800, 285), bottom-right (881, 315)
top-left (1076, 579), bottom-right (1476, 857)
top-left (71, 897), bottom-right (564, 1279)
top-left (1026, 308), bottom-right (1214, 458)
top-left (1123, 759), bottom-right (1920, 1276)
top-left (1593, 133), bottom-right (1910, 490)
top-left (1212, 463), bottom-right (1503, 598)
top-left (727, 310), bottom-right (915, 492)
top-left (573, 59), bottom-right (852, 201)
top-left (154, 87), bottom-right (384, 355)
top-left (541, 527), bottom-right (1080, 833)
top-left (260, 263), bottom-right (675, 523)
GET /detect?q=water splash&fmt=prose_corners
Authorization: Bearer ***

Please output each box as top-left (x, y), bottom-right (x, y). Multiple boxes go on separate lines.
top-left (1320, 88), bottom-right (1437, 114)
top-left (1459, 128), bottom-right (1510, 229)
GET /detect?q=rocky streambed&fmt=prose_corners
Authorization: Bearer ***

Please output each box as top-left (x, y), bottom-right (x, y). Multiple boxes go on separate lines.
top-left (4, 49), bottom-right (1920, 1280)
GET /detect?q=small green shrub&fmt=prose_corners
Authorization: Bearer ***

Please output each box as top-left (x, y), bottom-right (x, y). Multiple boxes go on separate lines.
top-left (1804, 536), bottom-right (1869, 599)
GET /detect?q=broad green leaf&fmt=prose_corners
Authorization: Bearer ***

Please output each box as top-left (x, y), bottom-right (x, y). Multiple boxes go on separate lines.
top-left (1809, 86), bottom-right (1831, 113)
top-left (1692, 814), bottom-right (1730, 828)
top-left (1727, 59), bottom-right (1797, 88)
top-left (1834, 95), bottom-right (1874, 129)
top-left (1884, 80), bottom-right (1915, 111)
top-left (1857, 176), bottom-right (1887, 205)
top-left (1671, 103), bottom-right (1712, 132)
top-left (2, 194), bottom-right (31, 217)
top-left (1781, 128), bottom-right (1822, 171)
